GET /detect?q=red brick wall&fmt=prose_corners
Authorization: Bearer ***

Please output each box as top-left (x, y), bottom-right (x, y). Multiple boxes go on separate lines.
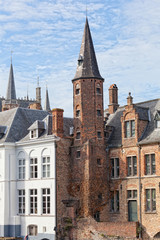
top-left (52, 108), bottom-right (64, 137)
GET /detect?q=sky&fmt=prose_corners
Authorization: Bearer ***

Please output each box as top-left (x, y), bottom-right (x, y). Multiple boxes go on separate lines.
top-left (0, 0), bottom-right (160, 117)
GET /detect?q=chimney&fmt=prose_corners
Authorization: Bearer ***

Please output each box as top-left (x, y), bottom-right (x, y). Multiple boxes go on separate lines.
top-left (108, 84), bottom-right (119, 114)
top-left (52, 108), bottom-right (64, 137)
top-left (127, 92), bottom-right (133, 106)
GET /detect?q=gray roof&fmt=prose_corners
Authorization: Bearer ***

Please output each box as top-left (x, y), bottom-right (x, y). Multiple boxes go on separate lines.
top-left (105, 99), bottom-right (160, 147)
top-left (44, 88), bottom-right (51, 111)
top-left (28, 120), bottom-right (45, 130)
top-left (0, 107), bottom-right (48, 143)
top-left (73, 18), bottom-right (103, 81)
top-left (6, 63), bottom-right (16, 100)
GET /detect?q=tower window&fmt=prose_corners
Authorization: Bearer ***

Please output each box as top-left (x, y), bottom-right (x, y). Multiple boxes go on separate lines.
top-left (76, 84), bottom-right (80, 95)
top-left (76, 110), bottom-right (80, 117)
top-left (78, 55), bottom-right (83, 66)
top-left (97, 110), bottom-right (102, 116)
top-left (76, 150), bottom-right (81, 158)
top-left (98, 193), bottom-right (102, 200)
top-left (76, 131), bottom-right (81, 139)
top-left (94, 211), bottom-right (100, 222)
top-left (97, 131), bottom-right (102, 138)
top-left (97, 158), bottom-right (102, 166)
top-left (96, 84), bottom-right (101, 94)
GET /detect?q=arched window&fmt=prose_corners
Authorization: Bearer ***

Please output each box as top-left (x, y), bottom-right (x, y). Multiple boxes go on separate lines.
top-left (97, 105), bottom-right (102, 117)
top-left (28, 225), bottom-right (38, 236)
top-left (75, 84), bottom-right (80, 95)
top-left (76, 105), bottom-right (80, 117)
top-left (76, 128), bottom-right (81, 139)
top-left (96, 83), bottom-right (101, 94)
top-left (17, 151), bottom-right (25, 180)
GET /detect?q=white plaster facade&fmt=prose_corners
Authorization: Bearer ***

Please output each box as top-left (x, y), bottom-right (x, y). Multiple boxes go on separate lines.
top-left (0, 135), bottom-right (58, 240)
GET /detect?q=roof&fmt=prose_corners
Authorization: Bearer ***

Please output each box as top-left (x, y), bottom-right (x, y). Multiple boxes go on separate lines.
top-left (105, 99), bottom-right (160, 147)
top-left (73, 18), bottom-right (103, 81)
top-left (44, 88), bottom-right (51, 111)
top-left (6, 63), bottom-right (16, 100)
top-left (28, 120), bottom-right (45, 130)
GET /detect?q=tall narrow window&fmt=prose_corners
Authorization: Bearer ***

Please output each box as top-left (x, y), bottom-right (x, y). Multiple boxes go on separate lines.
top-left (97, 109), bottom-right (102, 116)
top-left (145, 154), bottom-right (156, 175)
top-left (30, 189), bottom-right (38, 214)
top-left (18, 190), bottom-right (25, 214)
top-left (75, 84), bottom-right (80, 95)
top-left (125, 120), bottom-right (135, 138)
top-left (146, 189), bottom-right (156, 212)
top-left (76, 128), bottom-right (81, 139)
top-left (97, 131), bottom-right (102, 138)
top-left (42, 156), bottom-right (50, 178)
top-left (42, 188), bottom-right (50, 214)
top-left (111, 158), bottom-right (119, 178)
top-left (110, 191), bottom-right (119, 212)
top-left (127, 156), bottom-right (137, 176)
top-left (76, 105), bottom-right (80, 117)
top-left (18, 158), bottom-right (25, 180)
top-left (96, 84), bottom-right (101, 94)
top-left (30, 157), bottom-right (38, 178)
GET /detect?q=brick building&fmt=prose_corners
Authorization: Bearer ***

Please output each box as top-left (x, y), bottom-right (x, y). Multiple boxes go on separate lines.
top-left (55, 18), bottom-right (160, 240)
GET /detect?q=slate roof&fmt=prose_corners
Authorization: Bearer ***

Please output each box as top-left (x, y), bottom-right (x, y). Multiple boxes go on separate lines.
top-left (28, 120), bottom-right (45, 130)
top-left (6, 63), bottom-right (16, 100)
top-left (73, 17), bottom-right (103, 81)
top-left (105, 99), bottom-right (160, 147)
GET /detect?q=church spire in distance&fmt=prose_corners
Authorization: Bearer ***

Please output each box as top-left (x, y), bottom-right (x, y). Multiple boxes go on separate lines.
top-left (73, 17), bottom-right (103, 81)
top-left (44, 85), bottom-right (51, 112)
top-left (6, 52), bottom-right (16, 100)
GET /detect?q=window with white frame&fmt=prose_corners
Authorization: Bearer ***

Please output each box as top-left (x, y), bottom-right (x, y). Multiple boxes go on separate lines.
top-left (18, 158), bottom-right (25, 180)
top-left (30, 157), bottom-right (38, 178)
top-left (42, 156), bottom-right (50, 178)
top-left (30, 189), bottom-right (38, 214)
top-left (125, 120), bottom-right (135, 138)
top-left (42, 188), bottom-right (50, 214)
top-left (18, 189), bottom-right (25, 214)
top-left (30, 129), bottom-right (37, 139)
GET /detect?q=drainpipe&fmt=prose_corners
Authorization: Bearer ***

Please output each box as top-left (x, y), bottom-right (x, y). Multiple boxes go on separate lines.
top-left (138, 145), bottom-right (142, 239)
top-left (54, 141), bottom-right (57, 240)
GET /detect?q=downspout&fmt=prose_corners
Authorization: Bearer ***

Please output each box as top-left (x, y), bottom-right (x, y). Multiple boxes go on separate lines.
top-left (138, 145), bottom-right (142, 239)
top-left (54, 141), bottom-right (57, 239)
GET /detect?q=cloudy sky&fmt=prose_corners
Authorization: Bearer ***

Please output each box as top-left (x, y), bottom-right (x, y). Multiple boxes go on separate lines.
top-left (0, 0), bottom-right (160, 117)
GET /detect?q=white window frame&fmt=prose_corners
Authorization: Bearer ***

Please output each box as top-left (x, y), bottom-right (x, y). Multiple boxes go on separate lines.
top-left (30, 157), bottom-right (38, 178)
top-left (42, 156), bottom-right (50, 178)
top-left (30, 189), bottom-right (38, 214)
top-left (30, 129), bottom-right (38, 139)
top-left (18, 158), bottom-right (25, 180)
top-left (42, 188), bottom-right (51, 214)
top-left (18, 189), bottom-right (25, 214)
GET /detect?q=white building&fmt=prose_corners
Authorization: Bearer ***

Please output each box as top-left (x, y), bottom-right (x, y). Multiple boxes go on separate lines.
top-left (0, 107), bottom-right (59, 240)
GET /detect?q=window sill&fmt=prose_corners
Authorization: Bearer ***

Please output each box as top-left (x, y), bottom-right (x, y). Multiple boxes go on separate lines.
top-left (110, 211), bottom-right (120, 214)
top-left (111, 177), bottom-right (120, 180)
top-left (145, 211), bottom-right (157, 214)
top-left (143, 174), bottom-right (156, 177)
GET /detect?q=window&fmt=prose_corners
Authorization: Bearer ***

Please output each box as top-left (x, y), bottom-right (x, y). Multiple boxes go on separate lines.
top-left (96, 84), bottom-right (101, 94)
top-left (42, 188), bottom-right (50, 214)
top-left (76, 131), bottom-right (81, 139)
top-left (145, 154), bottom-right (156, 175)
top-left (97, 131), bottom-right (102, 138)
top-left (127, 190), bottom-right (137, 199)
top-left (110, 191), bottom-right (119, 212)
top-left (97, 110), bottom-right (102, 116)
top-left (18, 190), bottom-right (25, 214)
top-left (76, 110), bottom-right (80, 117)
top-left (146, 189), bottom-right (156, 212)
top-left (30, 157), bottom-right (38, 178)
top-left (98, 193), bottom-right (102, 201)
top-left (125, 120), bottom-right (135, 138)
top-left (111, 158), bottom-right (119, 178)
top-left (127, 156), bottom-right (137, 176)
top-left (30, 189), bottom-right (38, 214)
top-left (75, 84), bottom-right (80, 95)
top-left (28, 225), bottom-right (38, 236)
top-left (18, 158), bottom-right (25, 180)
top-left (42, 156), bottom-right (50, 178)
top-left (94, 211), bottom-right (100, 222)
top-left (157, 120), bottom-right (160, 128)
top-left (76, 150), bottom-right (80, 158)
top-left (97, 158), bottom-right (102, 166)
top-left (31, 129), bottom-right (37, 138)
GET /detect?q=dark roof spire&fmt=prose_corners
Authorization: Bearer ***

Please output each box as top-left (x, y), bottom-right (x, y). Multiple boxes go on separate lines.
top-left (73, 17), bottom-right (103, 81)
top-left (44, 86), bottom-right (51, 112)
top-left (6, 62), bottom-right (16, 100)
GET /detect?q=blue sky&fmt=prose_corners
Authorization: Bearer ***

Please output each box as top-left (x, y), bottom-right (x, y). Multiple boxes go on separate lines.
top-left (0, 0), bottom-right (160, 117)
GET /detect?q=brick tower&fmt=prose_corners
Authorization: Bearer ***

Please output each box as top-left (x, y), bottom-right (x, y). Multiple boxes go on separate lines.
top-left (70, 18), bottom-right (108, 220)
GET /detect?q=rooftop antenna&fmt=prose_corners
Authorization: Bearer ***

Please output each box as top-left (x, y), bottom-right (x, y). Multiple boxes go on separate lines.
top-left (37, 75), bottom-right (39, 87)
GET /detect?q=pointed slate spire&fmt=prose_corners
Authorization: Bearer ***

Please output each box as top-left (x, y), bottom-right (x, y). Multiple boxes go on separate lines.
top-left (44, 86), bottom-right (51, 111)
top-left (73, 17), bottom-right (103, 81)
top-left (6, 63), bottom-right (16, 100)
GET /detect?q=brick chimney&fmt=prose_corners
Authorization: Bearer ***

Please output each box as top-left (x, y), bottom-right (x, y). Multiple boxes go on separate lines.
top-left (127, 92), bottom-right (133, 106)
top-left (108, 84), bottom-right (119, 114)
top-left (52, 108), bottom-right (64, 137)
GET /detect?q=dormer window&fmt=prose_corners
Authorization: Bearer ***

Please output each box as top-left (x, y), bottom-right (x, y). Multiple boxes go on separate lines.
top-left (0, 126), bottom-right (7, 139)
top-left (125, 120), bottom-right (135, 138)
top-left (155, 111), bottom-right (160, 128)
top-left (157, 120), bottom-right (160, 128)
top-left (31, 129), bottom-right (37, 139)
top-left (78, 55), bottom-right (83, 66)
